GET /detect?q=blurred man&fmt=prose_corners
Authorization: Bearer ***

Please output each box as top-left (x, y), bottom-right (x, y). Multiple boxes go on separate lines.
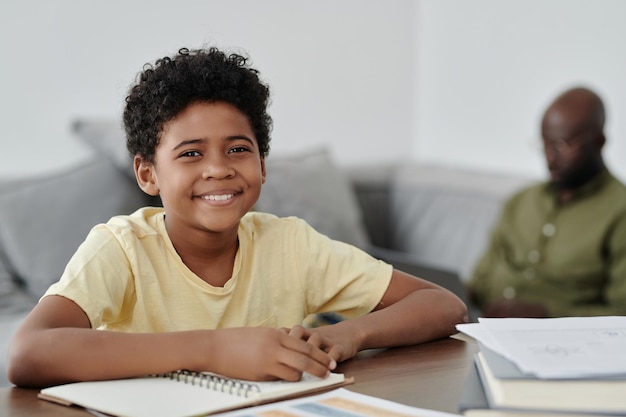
top-left (469, 87), bottom-right (626, 317)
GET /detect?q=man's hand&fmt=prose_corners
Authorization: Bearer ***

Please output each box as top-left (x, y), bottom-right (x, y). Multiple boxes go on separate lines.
top-left (482, 299), bottom-right (549, 318)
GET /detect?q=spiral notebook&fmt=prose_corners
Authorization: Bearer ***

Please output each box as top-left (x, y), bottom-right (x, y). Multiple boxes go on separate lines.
top-left (38, 370), bottom-right (352, 417)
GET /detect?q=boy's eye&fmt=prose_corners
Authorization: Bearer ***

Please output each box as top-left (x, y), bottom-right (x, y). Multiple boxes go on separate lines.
top-left (229, 146), bottom-right (251, 154)
top-left (180, 150), bottom-right (201, 158)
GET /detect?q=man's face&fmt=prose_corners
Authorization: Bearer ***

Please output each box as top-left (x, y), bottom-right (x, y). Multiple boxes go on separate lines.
top-left (541, 107), bottom-right (601, 190)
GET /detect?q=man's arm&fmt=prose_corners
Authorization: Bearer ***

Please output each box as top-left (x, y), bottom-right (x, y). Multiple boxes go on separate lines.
top-left (550, 211), bottom-right (626, 317)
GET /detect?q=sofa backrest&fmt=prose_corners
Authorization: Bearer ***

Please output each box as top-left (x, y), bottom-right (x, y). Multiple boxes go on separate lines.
top-left (0, 158), bottom-right (159, 304)
top-left (345, 164), bottom-right (397, 250)
top-left (350, 163), bottom-right (533, 282)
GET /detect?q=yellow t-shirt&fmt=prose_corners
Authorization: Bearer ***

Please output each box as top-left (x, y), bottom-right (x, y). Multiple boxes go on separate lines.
top-left (45, 208), bottom-right (392, 332)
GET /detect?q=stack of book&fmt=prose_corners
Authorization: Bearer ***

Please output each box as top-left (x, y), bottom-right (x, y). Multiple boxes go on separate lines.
top-left (456, 317), bottom-right (626, 417)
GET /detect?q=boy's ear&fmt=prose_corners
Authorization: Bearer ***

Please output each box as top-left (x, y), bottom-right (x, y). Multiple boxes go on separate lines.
top-left (260, 157), bottom-right (266, 184)
top-left (134, 155), bottom-right (160, 196)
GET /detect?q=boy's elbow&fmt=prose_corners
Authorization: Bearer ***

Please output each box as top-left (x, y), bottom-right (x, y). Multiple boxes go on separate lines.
top-left (453, 295), bottom-right (469, 324)
top-left (7, 358), bottom-right (29, 388)
top-left (456, 301), bottom-right (470, 328)
top-left (7, 334), bottom-right (46, 388)
top-left (437, 291), bottom-right (469, 337)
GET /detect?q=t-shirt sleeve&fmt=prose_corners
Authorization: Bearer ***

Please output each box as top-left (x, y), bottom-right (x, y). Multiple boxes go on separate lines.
top-left (292, 219), bottom-right (393, 319)
top-left (43, 224), bottom-right (135, 328)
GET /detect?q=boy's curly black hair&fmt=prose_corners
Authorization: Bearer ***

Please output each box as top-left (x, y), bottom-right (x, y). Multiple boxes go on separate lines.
top-left (123, 47), bottom-right (272, 162)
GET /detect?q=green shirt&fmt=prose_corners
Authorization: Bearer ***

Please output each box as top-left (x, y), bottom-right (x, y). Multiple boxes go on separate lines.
top-left (469, 169), bottom-right (626, 317)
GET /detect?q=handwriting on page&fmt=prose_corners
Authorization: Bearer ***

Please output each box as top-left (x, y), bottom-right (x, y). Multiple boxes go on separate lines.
top-left (529, 344), bottom-right (582, 357)
top-left (477, 317), bottom-right (626, 379)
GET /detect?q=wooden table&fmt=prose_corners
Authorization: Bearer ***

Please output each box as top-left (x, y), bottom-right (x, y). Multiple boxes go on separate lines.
top-left (0, 337), bottom-right (477, 416)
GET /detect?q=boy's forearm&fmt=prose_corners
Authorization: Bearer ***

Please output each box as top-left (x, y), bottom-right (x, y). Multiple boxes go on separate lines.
top-left (8, 328), bottom-right (208, 387)
top-left (337, 289), bottom-right (467, 354)
top-left (10, 325), bottom-right (337, 388)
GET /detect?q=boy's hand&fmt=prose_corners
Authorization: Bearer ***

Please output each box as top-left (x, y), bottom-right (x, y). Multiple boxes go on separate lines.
top-left (286, 324), bottom-right (357, 363)
top-left (209, 327), bottom-right (336, 382)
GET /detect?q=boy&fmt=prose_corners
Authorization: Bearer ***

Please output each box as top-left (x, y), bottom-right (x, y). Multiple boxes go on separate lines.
top-left (8, 47), bottom-right (467, 388)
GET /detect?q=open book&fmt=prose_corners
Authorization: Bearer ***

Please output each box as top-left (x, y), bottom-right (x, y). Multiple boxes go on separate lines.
top-left (38, 370), bottom-right (352, 417)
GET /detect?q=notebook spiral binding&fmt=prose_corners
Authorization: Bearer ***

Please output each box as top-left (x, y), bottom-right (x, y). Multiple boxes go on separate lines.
top-left (156, 370), bottom-right (262, 398)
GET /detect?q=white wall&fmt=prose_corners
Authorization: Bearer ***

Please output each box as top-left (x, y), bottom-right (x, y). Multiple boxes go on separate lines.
top-left (414, 0), bottom-right (626, 182)
top-left (0, 0), bottom-right (416, 179)
top-left (2, 1), bottom-right (625, 182)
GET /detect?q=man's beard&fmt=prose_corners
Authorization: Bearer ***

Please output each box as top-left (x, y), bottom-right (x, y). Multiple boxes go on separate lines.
top-left (550, 158), bottom-right (603, 191)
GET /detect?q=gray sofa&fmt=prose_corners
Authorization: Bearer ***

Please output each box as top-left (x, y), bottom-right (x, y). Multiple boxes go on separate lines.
top-left (0, 120), bottom-right (532, 387)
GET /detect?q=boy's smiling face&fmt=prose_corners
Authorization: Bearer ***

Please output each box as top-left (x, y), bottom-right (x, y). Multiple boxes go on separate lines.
top-left (135, 101), bottom-right (266, 238)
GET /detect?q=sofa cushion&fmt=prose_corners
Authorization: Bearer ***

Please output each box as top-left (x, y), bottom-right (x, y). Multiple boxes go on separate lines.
top-left (388, 163), bottom-right (532, 281)
top-left (256, 148), bottom-right (371, 249)
top-left (0, 158), bottom-right (157, 298)
top-left (344, 164), bottom-right (396, 249)
top-left (0, 251), bottom-right (35, 315)
top-left (73, 119), bottom-right (135, 178)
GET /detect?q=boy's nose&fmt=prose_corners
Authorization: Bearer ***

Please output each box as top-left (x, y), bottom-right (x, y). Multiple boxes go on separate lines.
top-left (201, 155), bottom-right (235, 179)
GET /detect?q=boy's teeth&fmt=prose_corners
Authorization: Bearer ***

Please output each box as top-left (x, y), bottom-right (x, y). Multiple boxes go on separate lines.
top-left (202, 194), bottom-right (234, 201)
